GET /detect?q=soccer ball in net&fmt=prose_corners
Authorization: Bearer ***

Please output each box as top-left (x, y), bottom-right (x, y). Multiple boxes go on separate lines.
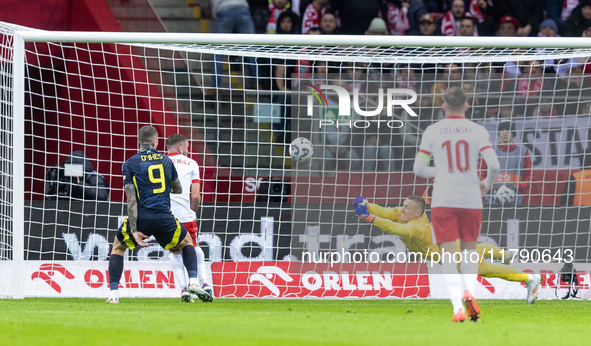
top-left (289, 137), bottom-right (314, 162)
top-left (492, 183), bottom-right (517, 205)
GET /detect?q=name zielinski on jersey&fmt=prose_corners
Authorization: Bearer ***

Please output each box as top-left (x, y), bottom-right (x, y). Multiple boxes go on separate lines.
top-left (440, 127), bottom-right (472, 134)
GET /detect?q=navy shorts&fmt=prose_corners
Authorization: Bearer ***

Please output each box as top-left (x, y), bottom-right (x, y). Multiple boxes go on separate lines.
top-left (116, 215), bottom-right (188, 250)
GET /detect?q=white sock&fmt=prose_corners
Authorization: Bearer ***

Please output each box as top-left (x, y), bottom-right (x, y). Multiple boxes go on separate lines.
top-left (195, 246), bottom-right (208, 286)
top-left (168, 251), bottom-right (187, 289)
top-left (442, 259), bottom-right (464, 313)
top-left (189, 277), bottom-right (199, 286)
top-left (444, 274), bottom-right (464, 313)
top-left (526, 274), bottom-right (535, 284)
top-left (109, 290), bottom-right (119, 299)
top-left (460, 250), bottom-right (479, 294)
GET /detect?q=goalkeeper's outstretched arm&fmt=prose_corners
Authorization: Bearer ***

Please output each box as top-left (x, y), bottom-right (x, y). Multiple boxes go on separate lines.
top-left (353, 201), bottom-right (412, 237)
top-left (367, 203), bottom-right (402, 221)
top-left (372, 217), bottom-right (413, 237)
top-left (352, 196), bottom-right (402, 222)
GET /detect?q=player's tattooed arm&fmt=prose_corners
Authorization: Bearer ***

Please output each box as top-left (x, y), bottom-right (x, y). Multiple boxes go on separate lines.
top-left (124, 183), bottom-right (138, 234)
top-left (125, 183), bottom-right (148, 247)
top-left (171, 178), bottom-right (182, 194)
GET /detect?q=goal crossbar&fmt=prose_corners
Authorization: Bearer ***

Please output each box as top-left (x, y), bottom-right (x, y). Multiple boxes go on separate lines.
top-left (14, 31), bottom-right (591, 49)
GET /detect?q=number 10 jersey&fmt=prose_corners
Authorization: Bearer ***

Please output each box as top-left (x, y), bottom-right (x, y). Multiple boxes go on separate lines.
top-left (418, 115), bottom-right (493, 209)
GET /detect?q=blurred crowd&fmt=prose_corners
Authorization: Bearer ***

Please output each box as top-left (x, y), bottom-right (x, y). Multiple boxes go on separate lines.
top-left (233, 0), bottom-right (591, 38)
top-left (209, 0), bottom-right (591, 122)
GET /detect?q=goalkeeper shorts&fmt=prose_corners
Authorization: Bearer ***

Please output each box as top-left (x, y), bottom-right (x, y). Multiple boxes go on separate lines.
top-left (430, 207), bottom-right (482, 243)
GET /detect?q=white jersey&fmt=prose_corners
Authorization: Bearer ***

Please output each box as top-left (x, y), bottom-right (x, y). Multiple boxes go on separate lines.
top-left (167, 153), bottom-right (201, 222)
top-left (418, 116), bottom-right (493, 209)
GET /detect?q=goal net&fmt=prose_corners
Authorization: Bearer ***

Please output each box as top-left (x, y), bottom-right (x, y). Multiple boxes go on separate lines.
top-left (1, 21), bottom-right (590, 299)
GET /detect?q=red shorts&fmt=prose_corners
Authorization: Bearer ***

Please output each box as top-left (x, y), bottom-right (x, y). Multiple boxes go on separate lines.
top-left (431, 207), bottom-right (482, 243)
top-left (182, 220), bottom-right (199, 246)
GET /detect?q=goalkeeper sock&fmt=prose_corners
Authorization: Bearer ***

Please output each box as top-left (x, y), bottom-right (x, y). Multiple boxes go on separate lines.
top-left (182, 245), bottom-right (198, 280)
top-left (169, 251), bottom-right (187, 288)
top-left (108, 254), bottom-right (124, 291)
top-left (442, 259), bottom-right (464, 313)
top-left (460, 250), bottom-right (479, 294)
top-left (195, 246), bottom-right (208, 285)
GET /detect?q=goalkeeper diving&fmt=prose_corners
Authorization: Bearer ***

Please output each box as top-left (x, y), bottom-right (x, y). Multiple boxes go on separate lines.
top-left (353, 195), bottom-right (542, 304)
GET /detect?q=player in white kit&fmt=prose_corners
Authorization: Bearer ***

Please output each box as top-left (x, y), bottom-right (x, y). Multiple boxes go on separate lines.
top-left (413, 87), bottom-right (500, 322)
top-left (166, 134), bottom-right (213, 303)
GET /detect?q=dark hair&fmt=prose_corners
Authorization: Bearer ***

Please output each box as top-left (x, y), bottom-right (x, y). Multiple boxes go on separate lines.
top-left (277, 11), bottom-right (300, 34)
top-left (497, 119), bottom-right (516, 138)
top-left (450, 0), bottom-right (468, 10)
top-left (460, 16), bottom-right (474, 25)
top-left (408, 195), bottom-right (426, 214)
top-left (321, 12), bottom-right (336, 19)
top-left (167, 134), bottom-right (188, 149)
top-left (138, 126), bottom-right (158, 145)
top-left (307, 27), bottom-right (321, 34)
top-left (312, 59), bottom-right (332, 74)
top-left (444, 86), bottom-right (467, 112)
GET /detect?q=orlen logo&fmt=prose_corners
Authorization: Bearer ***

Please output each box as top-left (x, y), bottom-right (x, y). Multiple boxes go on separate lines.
top-left (31, 263), bottom-right (75, 293)
top-left (249, 266), bottom-right (293, 296)
top-left (306, 84), bottom-right (418, 129)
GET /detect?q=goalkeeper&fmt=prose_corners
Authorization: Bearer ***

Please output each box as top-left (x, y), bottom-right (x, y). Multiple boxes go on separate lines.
top-left (353, 195), bottom-right (542, 304)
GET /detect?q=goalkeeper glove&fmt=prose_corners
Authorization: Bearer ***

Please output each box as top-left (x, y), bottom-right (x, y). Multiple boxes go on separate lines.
top-left (355, 204), bottom-right (375, 223)
top-left (353, 196), bottom-right (368, 207)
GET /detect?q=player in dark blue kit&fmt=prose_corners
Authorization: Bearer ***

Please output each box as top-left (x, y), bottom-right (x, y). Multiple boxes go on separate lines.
top-left (106, 126), bottom-right (211, 303)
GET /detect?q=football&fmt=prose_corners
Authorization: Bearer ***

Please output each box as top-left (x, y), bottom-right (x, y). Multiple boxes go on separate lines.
top-left (492, 183), bottom-right (517, 205)
top-left (289, 137), bottom-right (314, 162)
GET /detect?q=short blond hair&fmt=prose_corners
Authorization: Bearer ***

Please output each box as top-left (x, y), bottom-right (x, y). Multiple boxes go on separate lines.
top-left (408, 195), bottom-right (426, 214)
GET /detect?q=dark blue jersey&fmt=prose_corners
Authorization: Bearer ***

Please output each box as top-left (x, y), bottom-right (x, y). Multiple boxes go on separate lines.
top-left (122, 148), bottom-right (178, 219)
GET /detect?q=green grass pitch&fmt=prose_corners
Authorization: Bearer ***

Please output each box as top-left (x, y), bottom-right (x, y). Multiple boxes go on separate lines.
top-left (2, 299), bottom-right (591, 345)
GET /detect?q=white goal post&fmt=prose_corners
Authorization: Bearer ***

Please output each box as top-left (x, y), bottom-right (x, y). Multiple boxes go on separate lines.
top-left (2, 21), bottom-right (591, 300)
